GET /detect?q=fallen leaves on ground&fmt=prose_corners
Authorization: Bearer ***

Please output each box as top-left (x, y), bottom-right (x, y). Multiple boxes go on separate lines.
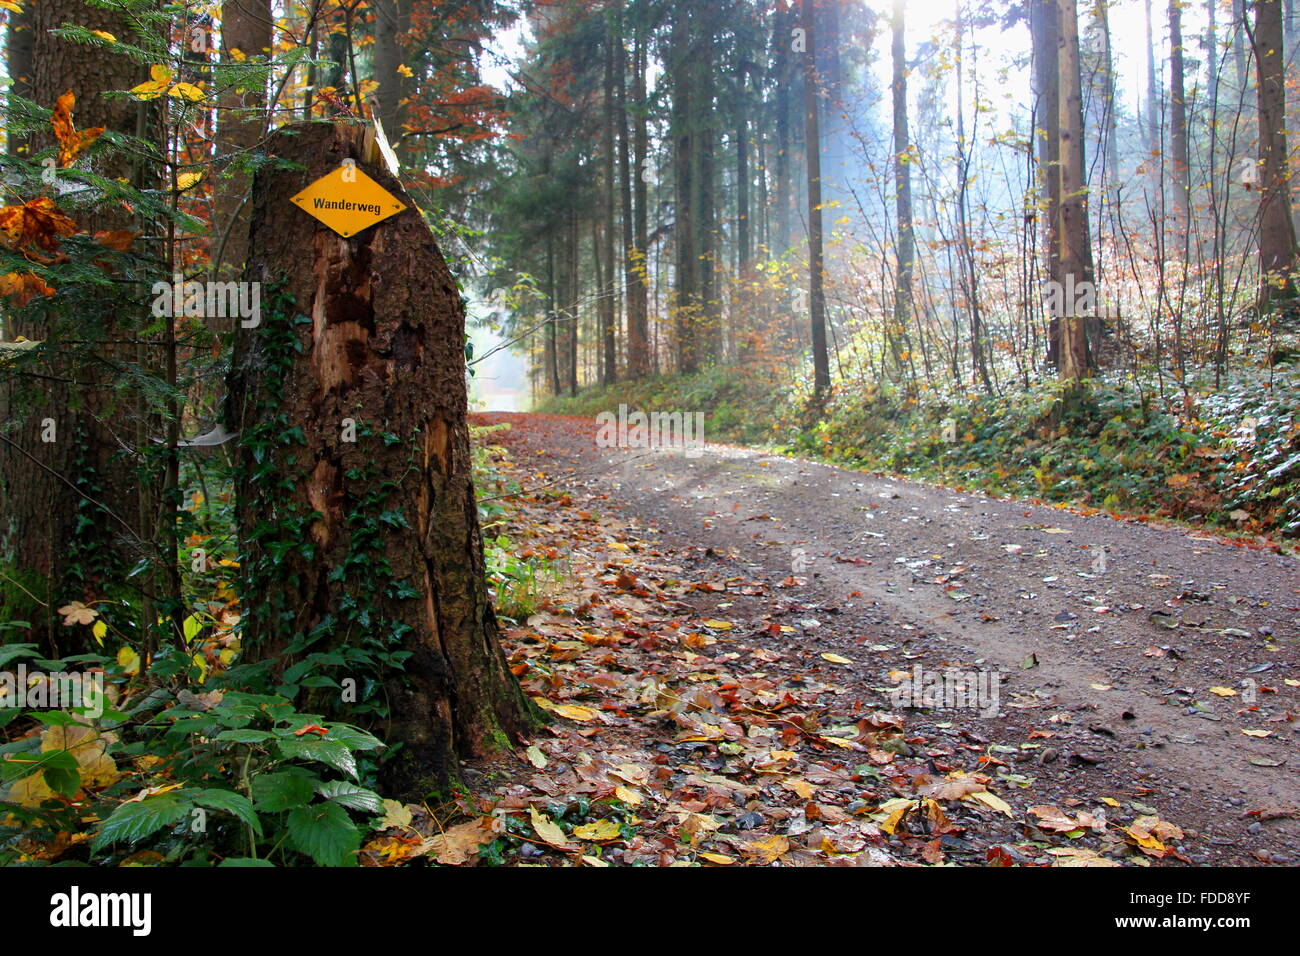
top-left (369, 424), bottom-right (1194, 867)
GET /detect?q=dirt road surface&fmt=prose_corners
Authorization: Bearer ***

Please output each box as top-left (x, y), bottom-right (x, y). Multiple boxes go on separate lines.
top-left (480, 413), bottom-right (1300, 865)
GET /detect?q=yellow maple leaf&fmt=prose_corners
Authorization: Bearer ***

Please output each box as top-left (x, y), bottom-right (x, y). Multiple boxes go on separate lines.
top-left (573, 819), bottom-right (621, 842)
top-left (168, 81), bottom-right (205, 102)
top-left (130, 65), bottom-right (173, 100)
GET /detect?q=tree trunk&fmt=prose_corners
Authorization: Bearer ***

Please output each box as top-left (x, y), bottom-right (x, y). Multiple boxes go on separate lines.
top-left (600, 13), bottom-right (618, 384)
top-left (373, 0), bottom-right (412, 143)
top-left (227, 121), bottom-right (536, 796)
top-left (1144, 0), bottom-right (1160, 157)
top-left (1253, 0), bottom-right (1299, 307)
top-left (1057, 0), bottom-right (1096, 380)
top-left (0, 1), bottom-right (144, 645)
top-left (771, 5), bottom-right (793, 254)
top-left (1032, 0), bottom-right (1063, 367)
top-left (619, 0), bottom-right (646, 378)
top-left (1169, 0), bottom-right (1190, 230)
top-left (213, 0), bottom-right (272, 280)
top-left (627, 4), bottom-right (651, 377)
top-left (891, 0), bottom-right (915, 382)
top-left (672, 8), bottom-right (700, 374)
top-left (5, 0), bottom-right (32, 157)
top-left (802, 0), bottom-right (830, 401)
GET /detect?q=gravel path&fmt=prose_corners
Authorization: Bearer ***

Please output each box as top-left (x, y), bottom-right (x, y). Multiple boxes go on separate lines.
top-left (480, 412), bottom-right (1300, 865)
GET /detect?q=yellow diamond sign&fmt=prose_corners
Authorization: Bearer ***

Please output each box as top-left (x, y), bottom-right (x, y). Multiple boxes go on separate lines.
top-left (289, 164), bottom-right (407, 238)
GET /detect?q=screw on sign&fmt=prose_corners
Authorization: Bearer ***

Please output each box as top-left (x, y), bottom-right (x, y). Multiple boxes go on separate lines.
top-left (289, 162), bottom-right (407, 238)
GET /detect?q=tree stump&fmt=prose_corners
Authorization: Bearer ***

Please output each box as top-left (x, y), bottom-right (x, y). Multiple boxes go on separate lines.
top-left (226, 120), bottom-right (535, 797)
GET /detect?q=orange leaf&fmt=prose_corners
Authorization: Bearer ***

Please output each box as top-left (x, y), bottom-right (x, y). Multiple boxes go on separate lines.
top-left (0, 197), bottom-right (78, 253)
top-left (51, 90), bottom-right (105, 168)
top-left (94, 229), bottom-right (137, 251)
top-left (0, 271), bottom-right (55, 306)
top-left (293, 723), bottom-right (329, 737)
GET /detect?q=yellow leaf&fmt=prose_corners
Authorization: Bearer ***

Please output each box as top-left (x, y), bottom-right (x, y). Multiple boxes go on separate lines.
top-left (614, 785), bottom-right (642, 806)
top-left (580, 854), bottom-right (611, 866)
top-left (698, 852), bottom-right (735, 865)
top-left (91, 620), bottom-right (107, 646)
top-left (130, 65), bottom-right (172, 100)
top-left (817, 734), bottom-right (857, 749)
top-left (782, 778), bottom-right (815, 799)
top-left (820, 652), bottom-right (851, 664)
top-left (0, 2), bottom-right (23, 13)
top-left (741, 834), bottom-right (790, 863)
top-left (573, 819), bottom-right (621, 842)
top-left (965, 791), bottom-right (1014, 816)
top-left (91, 30), bottom-right (117, 43)
top-left (176, 171), bottom-right (202, 190)
top-left (524, 744), bottom-right (547, 769)
top-left (877, 798), bottom-right (914, 834)
top-left (168, 82), bottom-right (205, 102)
top-left (117, 646), bottom-right (140, 676)
top-left (529, 807), bottom-right (571, 849)
top-left (377, 799), bottom-right (413, 830)
top-left (1099, 796), bottom-right (1121, 808)
top-left (551, 703), bottom-right (597, 722)
top-left (701, 619), bottom-right (732, 630)
top-left (1241, 729), bottom-right (1271, 738)
top-left (1209, 686), bottom-right (1237, 697)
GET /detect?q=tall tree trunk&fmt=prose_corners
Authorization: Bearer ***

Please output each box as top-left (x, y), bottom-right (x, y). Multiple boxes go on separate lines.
top-left (228, 122), bottom-right (535, 796)
top-left (567, 207), bottom-right (579, 394)
top-left (1032, 0), bottom-right (1063, 367)
top-left (772, 5), bottom-right (793, 253)
top-left (891, 0), bottom-right (915, 382)
top-left (600, 13), bottom-right (618, 384)
top-left (693, 9), bottom-right (719, 366)
top-left (1253, 0), bottom-right (1299, 307)
top-left (627, 3), bottom-right (651, 377)
top-left (0, 1), bottom-right (144, 645)
top-left (1169, 0), bottom-right (1191, 230)
top-left (372, 1), bottom-right (412, 148)
top-left (736, 75), bottom-right (751, 273)
top-left (1057, 0), bottom-right (1096, 380)
top-left (4, 0), bottom-right (32, 157)
top-left (672, 8), bottom-right (700, 374)
top-left (618, 0), bottom-right (644, 378)
top-left (213, 0), bottom-right (272, 280)
top-left (1144, 0), bottom-right (1161, 157)
top-left (546, 231), bottom-right (561, 395)
top-left (803, 0), bottom-right (830, 401)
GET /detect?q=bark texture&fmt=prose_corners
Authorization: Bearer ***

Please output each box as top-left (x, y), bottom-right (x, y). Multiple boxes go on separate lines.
top-left (227, 122), bottom-right (535, 796)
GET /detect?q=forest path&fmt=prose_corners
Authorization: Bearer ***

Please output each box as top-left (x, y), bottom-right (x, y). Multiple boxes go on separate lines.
top-left (478, 413), bottom-right (1300, 865)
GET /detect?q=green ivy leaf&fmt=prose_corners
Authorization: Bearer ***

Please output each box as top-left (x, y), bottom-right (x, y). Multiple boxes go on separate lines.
top-left (251, 771), bottom-right (315, 812)
top-left (276, 738), bottom-right (357, 779)
top-left (315, 780), bottom-right (383, 814)
top-left (93, 794), bottom-right (191, 851)
top-left (286, 802), bottom-right (360, 866)
top-left (189, 788), bottom-right (263, 837)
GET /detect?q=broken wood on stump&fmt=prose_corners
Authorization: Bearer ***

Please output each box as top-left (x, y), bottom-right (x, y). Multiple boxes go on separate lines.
top-left (226, 120), bottom-right (536, 797)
